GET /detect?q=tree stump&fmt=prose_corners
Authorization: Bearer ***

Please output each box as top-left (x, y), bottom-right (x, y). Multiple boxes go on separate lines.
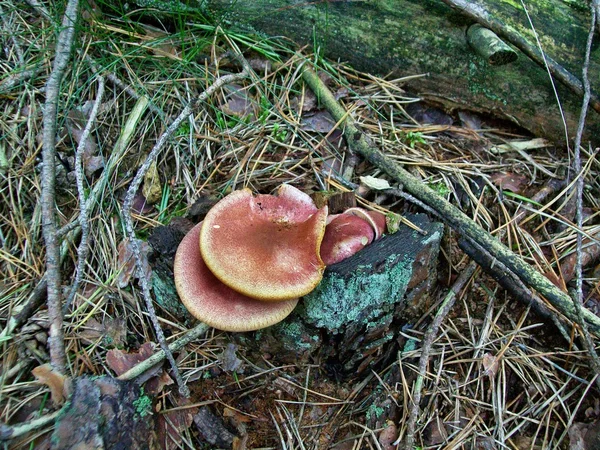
top-left (239, 213), bottom-right (443, 376)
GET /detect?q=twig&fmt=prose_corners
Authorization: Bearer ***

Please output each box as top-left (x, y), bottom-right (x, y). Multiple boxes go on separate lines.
top-left (40, 0), bottom-right (80, 374)
top-left (571, 6), bottom-right (600, 390)
top-left (85, 55), bottom-right (165, 118)
top-left (400, 262), bottom-right (477, 449)
top-left (0, 94), bottom-right (150, 341)
top-left (63, 75), bottom-right (105, 311)
top-left (121, 66), bottom-right (250, 396)
top-left (400, 175), bottom-right (572, 448)
top-left (300, 62), bottom-right (600, 335)
top-left (440, 0), bottom-right (600, 115)
top-left (117, 322), bottom-right (209, 381)
top-left (0, 410), bottom-right (61, 442)
top-left (0, 5), bottom-right (24, 64)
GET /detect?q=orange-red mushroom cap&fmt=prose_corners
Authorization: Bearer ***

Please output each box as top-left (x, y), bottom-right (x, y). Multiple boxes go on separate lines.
top-left (320, 214), bottom-right (376, 265)
top-left (200, 185), bottom-right (328, 301)
top-left (174, 222), bottom-right (299, 331)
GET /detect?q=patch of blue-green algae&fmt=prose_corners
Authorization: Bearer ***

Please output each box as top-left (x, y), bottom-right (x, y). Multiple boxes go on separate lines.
top-left (299, 255), bottom-right (413, 332)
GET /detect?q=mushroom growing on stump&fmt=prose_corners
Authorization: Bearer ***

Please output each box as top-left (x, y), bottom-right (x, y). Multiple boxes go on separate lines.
top-left (200, 185), bottom-right (328, 301)
top-left (174, 222), bottom-right (299, 331)
top-left (320, 207), bottom-right (387, 265)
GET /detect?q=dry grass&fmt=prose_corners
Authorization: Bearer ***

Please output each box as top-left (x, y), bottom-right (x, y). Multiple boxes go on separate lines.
top-left (0, 1), bottom-right (599, 449)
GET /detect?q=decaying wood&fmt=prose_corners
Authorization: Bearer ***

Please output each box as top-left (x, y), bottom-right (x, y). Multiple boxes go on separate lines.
top-left (51, 377), bottom-right (156, 449)
top-left (165, 0), bottom-right (600, 144)
top-left (243, 213), bottom-right (443, 375)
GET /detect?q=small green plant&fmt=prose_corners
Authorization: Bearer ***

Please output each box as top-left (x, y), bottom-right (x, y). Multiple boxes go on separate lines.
top-left (427, 182), bottom-right (450, 197)
top-left (402, 131), bottom-right (426, 148)
top-left (271, 123), bottom-right (288, 142)
top-left (133, 389), bottom-right (153, 418)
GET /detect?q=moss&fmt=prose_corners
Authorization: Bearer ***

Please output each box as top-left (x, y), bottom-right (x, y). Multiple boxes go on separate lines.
top-left (133, 391), bottom-right (153, 419)
top-left (300, 255), bottom-right (413, 332)
top-left (276, 321), bottom-right (319, 351)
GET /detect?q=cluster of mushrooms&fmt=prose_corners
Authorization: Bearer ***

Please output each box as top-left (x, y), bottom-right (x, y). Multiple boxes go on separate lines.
top-left (174, 185), bottom-right (386, 332)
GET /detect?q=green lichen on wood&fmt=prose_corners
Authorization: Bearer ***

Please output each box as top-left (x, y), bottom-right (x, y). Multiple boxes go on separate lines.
top-left (299, 255), bottom-right (413, 333)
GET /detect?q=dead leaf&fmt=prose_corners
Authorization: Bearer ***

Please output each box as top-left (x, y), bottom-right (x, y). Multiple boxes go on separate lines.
top-left (106, 342), bottom-right (156, 377)
top-left (78, 317), bottom-right (127, 348)
top-left (569, 421), bottom-right (600, 450)
top-left (482, 353), bottom-right (499, 378)
top-left (360, 175), bottom-right (391, 191)
top-left (32, 364), bottom-right (68, 405)
top-left (143, 160), bottom-right (162, 205)
top-left (156, 395), bottom-right (198, 450)
top-left (458, 110), bottom-right (483, 131)
top-left (491, 172), bottom-right (529, 194)
top-left (424, 416), bottom-right (447, 445)
top-left (220, 343), bottom-right (243, 373)
top-left (66, 108), bottom-right (104, 176)
top-left (146, 370), bottom-right (174, 396)
top-left (301, 110), bottom-right (336, 133)
top-left (220, 84), bottom-right (254, 119)
top-left (405, 102), bottom-right (453, 126)
top-left (378, 420), bottom-right (398, 450)
top-left (117, 238), bottom-right (152, 288)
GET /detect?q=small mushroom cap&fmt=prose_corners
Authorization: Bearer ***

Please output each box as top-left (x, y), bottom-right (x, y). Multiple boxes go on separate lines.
top-left (320, 214), bottom-right (375, 265)
top-left (344, 207), bottom-right (387, 240)
top-left (174, 222), bottom-right (298, 332)
top-left (200, 185), bottom-right (328, 301)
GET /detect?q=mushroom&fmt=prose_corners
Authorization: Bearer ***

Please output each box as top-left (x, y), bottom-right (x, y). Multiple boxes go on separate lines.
top-left (200, 184), bottom-right (328, 301)
top-left (343, 207), bottom-right (387, 240)
top-left (320, 207), bottom-right (387, 265)
top-left (174, 222), bottom-right (298, 331)
top-left (320, 213), bottom-right (375, 265)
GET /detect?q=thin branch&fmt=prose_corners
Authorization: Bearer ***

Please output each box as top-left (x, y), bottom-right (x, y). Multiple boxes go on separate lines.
top-left (121, 66), bottom-right (250, 396)
top-left (63, 75), bottom-right (105, 312)
top-left (571, 6), bottom-right (600, 390)
top-left (0, 410), bottom-right (61, 442)
top-left (400, 262), bottom-right (477, 450)
top-left (117, 322), bottom-right (209, 381)
top-left (40, 0), bottom-right (80, 374)
top-left (0, 95), bottom-right (149, 342)
top-left (300, 62), bottom-right (600, 335)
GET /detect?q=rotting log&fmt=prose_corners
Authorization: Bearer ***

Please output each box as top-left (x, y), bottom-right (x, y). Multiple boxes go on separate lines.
top-left (238, 213), bottom-right (444, 376)
top-left (132, 0), bottom-right (599, 144)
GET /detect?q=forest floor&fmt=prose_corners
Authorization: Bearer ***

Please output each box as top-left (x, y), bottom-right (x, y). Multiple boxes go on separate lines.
top-left (1, 2), bottom-right (600, 449)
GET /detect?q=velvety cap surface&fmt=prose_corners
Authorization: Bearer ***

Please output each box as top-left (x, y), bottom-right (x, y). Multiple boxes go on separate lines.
top-left (174, 222), bottom-right (298, 331)
top-left (200, 185), bottom-right (327, 301)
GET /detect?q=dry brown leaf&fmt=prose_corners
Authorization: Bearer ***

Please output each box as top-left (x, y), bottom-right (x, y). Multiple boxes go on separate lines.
top-left (482, 353), bottom-right (499, 378)
top-left (378, 420), bottom-right (398, 450)
top-left (301, 110), bottom-right (336, 133)
top-left (32, 364), bottom-right (68, 405)
top-left (156, 395), bottom-right (198, 450)
top-left (142, 160), bottom-right (162, 205)
top-left (117, 238), bottom-right (152, 288)
top-left (106, 342), bottom-right (156, 377)
top-left (66, 108), bottom-right (104, 176)
top-left (78, 317), bottom-right (127, 347)
top-left (568, 421), bottom-right (600, 450)
top-left (490, 172), bottom-right (529, 194)
top-left (220, 84), bottom-right (254, 118)
top-left (146, 370), bottom-right (174, 396)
